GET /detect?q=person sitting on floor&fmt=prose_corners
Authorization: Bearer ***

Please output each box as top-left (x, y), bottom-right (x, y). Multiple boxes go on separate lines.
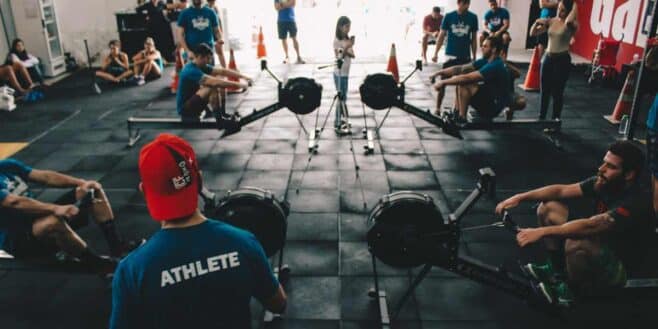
top-left (132, 37), bottom-right (164, 85)
top-left (176, 43), bottom-right (251, 122)
top-left (0, 158), bottom-right (139, 274)
top-left (0, 64), bottom-right (32, 96)
top-left (96, 40), bottom-right (134, 84)
top-left (496, 141), bottom-right (654, 306)
top-left (6, 38), bottom-right (46, 89)
top-left (430, 36), bottom-right (510, 124)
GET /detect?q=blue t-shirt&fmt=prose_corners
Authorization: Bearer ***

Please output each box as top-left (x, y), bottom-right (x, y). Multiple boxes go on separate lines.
top-left (110, 220), bottom-right (279, 329)
top-left (275, 0), bottom-right (295, 22)
top-left (484, 8), bottom-right (509, 33)
top-left (646, 94), bottom-right (658, 131)
top-left (473, 57), bottom-right (511, 110)
top-left (540, 7), bottom-right (557, 18)
top-left (177, 7), bottom-right (219, 50)
top-left (441, 11), bottom-right (478, 60)
top-left (0, 159), bottom-right (33, 250)
top-left (176, 62), bottom-right (213, 115)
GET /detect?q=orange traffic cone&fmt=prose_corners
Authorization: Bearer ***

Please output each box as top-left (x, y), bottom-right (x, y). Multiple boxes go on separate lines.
top-left (518, 45), bottom-right (541, 92)
top-left (257, 26), bottom-right (267, 59)
top-left (170, 46), bottom-right (184, 94)
top-left (227, 48), bottom-right (241, 93)
top-left (387, 43), bottom-right (399, 83)
top-left (604, 69), bottom-right (636, 124)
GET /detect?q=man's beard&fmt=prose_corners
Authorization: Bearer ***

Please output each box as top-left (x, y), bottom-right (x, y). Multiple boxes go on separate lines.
top-left (595, 174), bottom-right (625, 193)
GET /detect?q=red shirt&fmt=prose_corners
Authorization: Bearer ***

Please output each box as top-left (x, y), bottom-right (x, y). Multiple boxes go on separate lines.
top-left (423, 14), bottom-right (443, 33)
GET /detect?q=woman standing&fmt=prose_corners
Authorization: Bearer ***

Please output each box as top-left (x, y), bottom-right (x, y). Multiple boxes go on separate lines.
top-left (333, 16), bottom-right (355, 135)
top-left (530, 0), bottom-right (578, 121)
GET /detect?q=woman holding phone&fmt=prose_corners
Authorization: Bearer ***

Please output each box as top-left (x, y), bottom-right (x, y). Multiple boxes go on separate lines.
top-left (333, 16), bottom-right (355, 135)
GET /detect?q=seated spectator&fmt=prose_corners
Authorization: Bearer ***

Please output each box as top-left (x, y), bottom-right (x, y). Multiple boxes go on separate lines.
top-left (95, 40), bottom-right (134, 84)
top-left (422, 7), bottom-right (443, 64)
top-left (480, 0), bottom-right (510, 56)
top-left (0, 64), bottom-right (31, 95)
top-left (132, 37), bottom-right (164, 85)
top-left (176, 43), bottom-right (251, 121)
top-left (0, 158), bottom-right (139, 273)
top-left (6, 38), bottom-right (45, 88)
top-left (430, 36), bottom-right (510, 123)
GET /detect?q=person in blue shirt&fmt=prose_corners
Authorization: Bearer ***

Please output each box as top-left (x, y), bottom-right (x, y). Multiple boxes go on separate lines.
top-left (540, 0), bottom-right (559, 18)
top-left (275, 0), bottom-right (305, 64)
top-left (176, 43), bottom-right (251, 122)
top-left (431, 0), bottom-right (478, 113)
top-left (431, 0), bottom-right (478, 65)
top-left (431, 36), bottom-right (510, 123)
top-left (537, 0), bottom-right (559, 56)
top-left (177, 0), bottom-right (226, 68)
top-left (110, 133), bottom-right (287, 329)
top-left (0, 158), bottom-right (132, 273)
top-left (480, 0), bottom-right (510, 56)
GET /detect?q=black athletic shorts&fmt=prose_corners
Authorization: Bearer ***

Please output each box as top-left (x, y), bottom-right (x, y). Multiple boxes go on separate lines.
top-left (182, 94), bottom-right (209, 119)
top-left (3, 189), bottom-right (87, 258)
top-left (277, 21), bottom-right (298, 39)
top-left (537, 33), bottom-right (548, 48)
top-left (469, 83), bottom-right (503, 118)
top-left (106, 65), bottom-right (127, 77)
top-left (442, 57), bottom-right (471, 69)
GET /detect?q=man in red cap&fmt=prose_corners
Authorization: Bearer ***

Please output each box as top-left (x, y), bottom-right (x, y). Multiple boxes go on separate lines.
top-left (110, 133), bottom-right (286, 329)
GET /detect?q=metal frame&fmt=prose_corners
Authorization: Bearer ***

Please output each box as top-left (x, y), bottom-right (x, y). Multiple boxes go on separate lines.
top-left (369, 168), bottom-right (658, 328)
top-left (367, 61), bottom-right (563, 146)
top-left (125, 60), bottom-right (317, 149)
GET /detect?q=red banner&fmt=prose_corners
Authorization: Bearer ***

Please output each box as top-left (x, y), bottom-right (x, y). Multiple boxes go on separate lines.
top-left (571, 0), bottom-right (651, 71)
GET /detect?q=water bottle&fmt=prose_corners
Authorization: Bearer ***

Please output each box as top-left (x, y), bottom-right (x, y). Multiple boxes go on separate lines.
top-left (619, 115), bottom-right (630, 135)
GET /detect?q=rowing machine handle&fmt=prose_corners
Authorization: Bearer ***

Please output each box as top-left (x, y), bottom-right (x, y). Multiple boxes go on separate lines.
top-left (502, 211), bottom-right (520, 232)
top-left (75, 189), bottom-right (95, 209)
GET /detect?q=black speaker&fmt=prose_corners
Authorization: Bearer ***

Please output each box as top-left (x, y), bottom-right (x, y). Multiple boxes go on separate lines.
top-left (116, 13), bottom-right (148, 58)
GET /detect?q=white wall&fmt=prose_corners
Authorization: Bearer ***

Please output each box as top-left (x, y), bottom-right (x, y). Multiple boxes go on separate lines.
top-left (54, 0), bottom-right (135, 64)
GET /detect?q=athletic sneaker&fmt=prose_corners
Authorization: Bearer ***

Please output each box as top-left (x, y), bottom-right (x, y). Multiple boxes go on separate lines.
top-left (504, 109), bottom-right (514, 121)
top-left (335, 124), bottom-right (351, 136)
top-left (453, 115), bottom-right (468, 128)
top-left (136, 75), bottom-right (145, 86)
top-left (522, 262), bottom-right (556, 284)
top-left (538, 281), bottom-right (574, 307)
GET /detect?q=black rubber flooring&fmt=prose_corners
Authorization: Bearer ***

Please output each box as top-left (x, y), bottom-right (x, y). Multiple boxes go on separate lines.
top-left (0, 60), bottom-right (656, 329)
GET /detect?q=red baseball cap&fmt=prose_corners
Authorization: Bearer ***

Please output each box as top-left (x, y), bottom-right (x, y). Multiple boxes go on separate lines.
top-left (138, 134), bottom-right (200, 221)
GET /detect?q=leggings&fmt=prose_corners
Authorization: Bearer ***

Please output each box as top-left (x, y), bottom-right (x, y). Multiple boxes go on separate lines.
top-left (333, 74), bottom-right (348, 128)
top-left (540, 52), bottom-right (571, 119)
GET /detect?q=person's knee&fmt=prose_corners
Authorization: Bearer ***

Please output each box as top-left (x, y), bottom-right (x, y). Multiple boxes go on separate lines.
top-left (33, 216), bottom-right (68, 238)
top-left (537, 201), bottom-right (568, 226)
top-left (11, 61), bottom-right (25, 70)
top-left (197, 86), bottom-right (212, 98)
